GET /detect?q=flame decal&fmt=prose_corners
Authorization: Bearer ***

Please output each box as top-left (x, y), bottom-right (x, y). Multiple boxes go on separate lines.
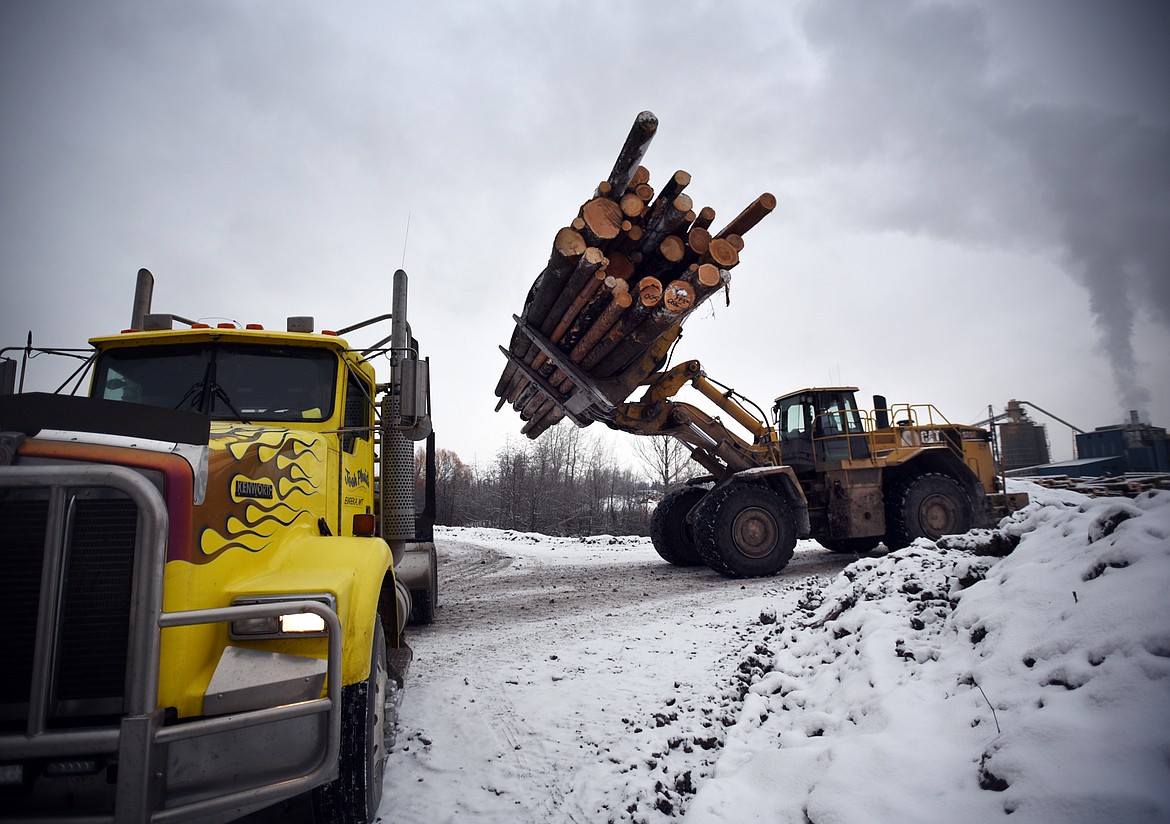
top-left (187, 423), bottom-right (330, 563)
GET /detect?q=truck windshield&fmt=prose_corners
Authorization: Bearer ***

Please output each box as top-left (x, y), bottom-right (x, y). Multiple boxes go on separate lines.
top-left (93, 343), bottom-right (338, 422)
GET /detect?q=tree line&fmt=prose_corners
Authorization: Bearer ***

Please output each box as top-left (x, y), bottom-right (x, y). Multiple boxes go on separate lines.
top-left (415, 425), bottom-right (693, 537)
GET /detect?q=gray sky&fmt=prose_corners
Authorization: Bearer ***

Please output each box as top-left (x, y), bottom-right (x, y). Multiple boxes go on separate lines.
top-left (3, 0), bottom-right (1168, 467)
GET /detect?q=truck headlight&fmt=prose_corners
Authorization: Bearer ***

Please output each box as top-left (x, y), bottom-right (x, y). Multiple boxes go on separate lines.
top-left (229, 593), bottom-right (336, 639)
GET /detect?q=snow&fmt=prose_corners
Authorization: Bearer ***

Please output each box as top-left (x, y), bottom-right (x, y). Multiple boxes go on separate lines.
top-left (379, 483), bottom-right (1170, 823)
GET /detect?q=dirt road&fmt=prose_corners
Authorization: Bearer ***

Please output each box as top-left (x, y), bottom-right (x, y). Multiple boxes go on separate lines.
top-left (242, 527), bottom-right (856, 823)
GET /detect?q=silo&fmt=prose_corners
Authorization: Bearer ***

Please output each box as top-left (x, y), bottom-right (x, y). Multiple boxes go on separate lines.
top-left (999, 399), bottom-right (1051, 471)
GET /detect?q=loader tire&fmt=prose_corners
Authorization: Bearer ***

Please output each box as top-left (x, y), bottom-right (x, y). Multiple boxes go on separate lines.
top-left (693, 482), bottom-right (796, 578)
top-left (312, 618), bottom-right (388, 824)
top-left (884, 472), bottom-right (973, 550)
top-left (649, 486), bottom-right (707, 567)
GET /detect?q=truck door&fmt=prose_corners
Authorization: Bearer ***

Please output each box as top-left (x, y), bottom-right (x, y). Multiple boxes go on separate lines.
top-left (776, 394), bottom-right (816, 473)
top-left (340, 370), bottom-right (375, 534)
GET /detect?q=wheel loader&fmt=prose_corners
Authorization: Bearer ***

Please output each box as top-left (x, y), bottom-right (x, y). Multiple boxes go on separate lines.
top-left (494, 110), bottom-right (1027, 577)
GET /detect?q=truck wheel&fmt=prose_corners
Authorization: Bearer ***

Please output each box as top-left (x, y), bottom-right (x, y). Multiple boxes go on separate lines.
top-left (817, 537), bottom-right (881, 555)
top-left (885, 472), bottom-right (973, 550)
top-left (693, 482), bottom-right (796, 578)
top-left (410, 544), bottom-right (439, 625)
top-left (312, 618), bottom-right (388, 824)
top-left (649, 486), bottom-right (707, 566)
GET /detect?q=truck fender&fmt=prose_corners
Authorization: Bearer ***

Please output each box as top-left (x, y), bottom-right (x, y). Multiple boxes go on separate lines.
top-left (226, 534), bottom-right (393, 687)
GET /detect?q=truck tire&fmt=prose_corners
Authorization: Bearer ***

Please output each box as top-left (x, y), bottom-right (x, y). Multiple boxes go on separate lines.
top-left (649, 486), bottom-right (707, 567)
top-left (693, 482), bottom-right (797, 578)
top-left (884, 472), bottom-right (973, 550)
top-left (817, 536), bottom-right (881, 555)
top-left (312, 618), bottom-right (388, 824)
top-left (410, 544), bottom-right (439, 625)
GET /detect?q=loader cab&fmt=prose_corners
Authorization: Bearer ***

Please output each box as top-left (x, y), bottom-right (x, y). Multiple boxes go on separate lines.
top-left (774, 387), bottom-right (871, 472)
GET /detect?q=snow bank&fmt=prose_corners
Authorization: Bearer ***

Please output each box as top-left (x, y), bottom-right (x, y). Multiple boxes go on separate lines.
top-left (687, 486), bottom-right (1170, 824)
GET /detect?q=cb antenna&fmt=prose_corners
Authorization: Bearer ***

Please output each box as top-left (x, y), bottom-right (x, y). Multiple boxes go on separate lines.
top-left (401, 211), bottom-right (412, 269)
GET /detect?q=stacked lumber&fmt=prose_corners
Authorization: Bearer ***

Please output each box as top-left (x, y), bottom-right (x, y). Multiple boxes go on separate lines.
top-left (494, 110), bottom-right (775, 439)
top-left (1020, 473), bottom-right (1170, 499)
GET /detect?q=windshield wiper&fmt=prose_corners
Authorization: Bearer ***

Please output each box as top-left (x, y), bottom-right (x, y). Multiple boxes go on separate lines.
top-left (174, 356), bottom-right (215, 413)
top-left (174, 380), bottom-right (205, 412)
top-left (212, 383), bottom-right (251, 425)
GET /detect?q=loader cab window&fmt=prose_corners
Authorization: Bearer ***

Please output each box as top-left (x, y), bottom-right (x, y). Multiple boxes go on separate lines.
top-left (776, 395), bottom-right (812, 438)
top-left (93, 343), bottom-right (338, 422)
top-left (813, 391), bottom-right (870, 462)
top-left (816, 392), bottom-right (865, 438)
top-left (774, 394), bottom-right (816, 469)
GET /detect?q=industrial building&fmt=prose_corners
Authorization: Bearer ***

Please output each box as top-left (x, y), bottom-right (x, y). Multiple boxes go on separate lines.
top-left (1010, 410), bottom-right (1170, 478)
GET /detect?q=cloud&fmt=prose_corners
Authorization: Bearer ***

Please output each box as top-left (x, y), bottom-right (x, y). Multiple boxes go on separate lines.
top-left (782, 0), bottom-right (1170, 411)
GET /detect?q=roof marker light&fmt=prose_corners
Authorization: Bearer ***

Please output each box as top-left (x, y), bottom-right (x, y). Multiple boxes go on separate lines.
top-left (246, 323), bottom-right (264, 330)
top-left (322, 330), bottom-right (338, 336)
top-left (192, 323), bottom-right (210, 329)
top-left (217, 322), bottom-right (235, 329)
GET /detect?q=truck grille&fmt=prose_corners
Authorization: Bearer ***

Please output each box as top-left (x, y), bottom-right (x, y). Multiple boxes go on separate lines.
top-left (1, 493), bottom-right (138, 725)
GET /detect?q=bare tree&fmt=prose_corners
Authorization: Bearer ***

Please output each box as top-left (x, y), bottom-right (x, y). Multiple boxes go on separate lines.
top-left (632, 435), bottom-right (692, 492)
top-left (428, 429), bottom-right (656, 537)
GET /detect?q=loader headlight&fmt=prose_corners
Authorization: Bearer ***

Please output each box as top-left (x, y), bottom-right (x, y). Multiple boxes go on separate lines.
top-left (229, 593), bottom-right (336, 639)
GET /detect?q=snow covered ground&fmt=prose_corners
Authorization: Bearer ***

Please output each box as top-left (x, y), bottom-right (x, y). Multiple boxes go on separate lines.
top-left (250, 482), bottom-right (1170, 822)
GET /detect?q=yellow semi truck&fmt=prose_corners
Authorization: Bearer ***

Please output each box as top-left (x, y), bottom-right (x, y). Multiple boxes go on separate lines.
top-left (0, 268), bottom-right (435, 823)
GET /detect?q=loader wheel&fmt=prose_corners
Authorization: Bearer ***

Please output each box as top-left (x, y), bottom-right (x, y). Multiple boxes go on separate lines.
top-left (693, 482), bottom-right (796, 578)
top-left (885, 472), bottom-right (973, 550)
top-left (817, 536), bottom-right (881, 555)
top-left (312, 618), bottom-right (388, 824)
top-left (649, 486), bottom-right (707, 567)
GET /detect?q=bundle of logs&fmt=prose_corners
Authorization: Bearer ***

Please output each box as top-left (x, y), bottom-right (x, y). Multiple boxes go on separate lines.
top-left (494, 111), bottom-right (775, 439)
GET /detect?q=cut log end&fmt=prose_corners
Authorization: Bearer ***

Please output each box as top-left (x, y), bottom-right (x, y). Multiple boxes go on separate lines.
top-left (662, 280), bottom-right (696, 312)
top-left (581, 197), bottom-right (624, 240)
top-left (637, 276), bottom-right (663, 306)
top-left (553, 226), bottom-right (587, 258)
top-left (696, 262), bottom-right (721, 287)
top-left (659, 235), bottom-right (686, 262)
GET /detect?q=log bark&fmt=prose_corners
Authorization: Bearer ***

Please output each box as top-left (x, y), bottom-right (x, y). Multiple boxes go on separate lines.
top-left (540, 247), bottom-right (607, 337)
top-left (579, 289), bottom-right (659, 374)
top-left (506, 246), bottom-right (607, 404)
top-left (495, 226), bottom-right (587, 399)
top-left (644, 170), bottom-right (692, 227)
top-left (549, 290), bottom-right (634, 389)
top-left (536, 268), bottom-right (605, 364)
top-left (523, 227), bottom-right (588, 331)
top-left (690, 205), bottom-right (716, 231)
top-left (638, 193), bottom-right (693, 258)
top-left (714, 192), bottom-right (776, 239)
top-left (604, 111), bottom-right (659, 196)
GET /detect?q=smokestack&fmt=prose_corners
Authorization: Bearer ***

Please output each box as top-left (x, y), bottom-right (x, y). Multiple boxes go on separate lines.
top-left (873, 395), bottom-right (889, 429)
top-left (131, 268), bottom-right (154, 330)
